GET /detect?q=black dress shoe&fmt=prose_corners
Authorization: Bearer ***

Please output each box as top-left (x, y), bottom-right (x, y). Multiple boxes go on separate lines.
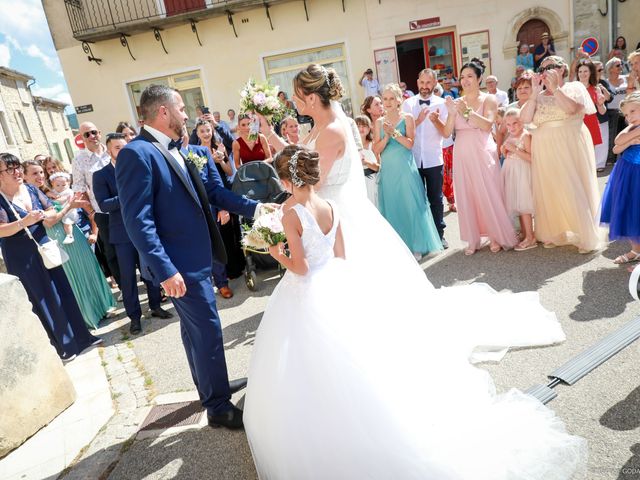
top-left (229, 377), bottom-right (248, 394)
top-left (130, 319), bottom-right (142, 335)
top-left (208, 406), bottom-right (243, 430)
top-left (440, 237), bottom-right (449, 250)
top-left (150, 308), bottom-right (173, 319)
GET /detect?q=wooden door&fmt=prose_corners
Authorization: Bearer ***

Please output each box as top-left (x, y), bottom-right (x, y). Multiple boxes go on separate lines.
top-left (517, 19), bottom-right (550, 50)
top-left (164, 0), bottom-right (206, 17)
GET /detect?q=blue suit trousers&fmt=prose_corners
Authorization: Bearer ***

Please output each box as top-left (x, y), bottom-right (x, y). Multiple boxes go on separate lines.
top-left (171, 277), bottom-right (233, 416)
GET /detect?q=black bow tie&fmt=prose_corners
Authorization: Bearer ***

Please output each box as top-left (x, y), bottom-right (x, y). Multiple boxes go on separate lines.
top-left (168, 138), bottom-right (183, 151)
top-left (419, 99), bottom-right (431, 106)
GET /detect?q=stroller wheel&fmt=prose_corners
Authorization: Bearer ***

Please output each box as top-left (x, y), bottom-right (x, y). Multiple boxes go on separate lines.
top-left (246, 270), bottom-right (258, 291)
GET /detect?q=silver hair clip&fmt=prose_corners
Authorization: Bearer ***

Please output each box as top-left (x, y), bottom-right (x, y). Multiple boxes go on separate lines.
top-left (288, 150), bottom-right (305, 187)
top-left (320, 66), bottom-right (330, 86)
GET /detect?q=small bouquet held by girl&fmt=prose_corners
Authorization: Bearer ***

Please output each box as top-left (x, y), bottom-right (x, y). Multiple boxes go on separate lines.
top-left (242, 206), bottom-right (287, 253)
top-left (239, 79), bottom-right (288, 140)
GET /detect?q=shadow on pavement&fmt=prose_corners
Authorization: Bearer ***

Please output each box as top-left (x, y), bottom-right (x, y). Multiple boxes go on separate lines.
top-left (570, 267), bottom-right (633, 321)
top-left (59, 425), bottom-right (257, 480)
top-left (618, 444), bottom-right (640, 480)
top-left (600, 386), bottom-right (640, 431)
top-left (223, 312), bottom-right (263, 349)
top-left (424, 244), bottom-right (594, 292)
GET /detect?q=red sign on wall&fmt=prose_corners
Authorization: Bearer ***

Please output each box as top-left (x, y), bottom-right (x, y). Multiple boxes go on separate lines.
top-left (74, 134), bottom-right (86, 150)
top-left (409, 17), bottom-right (441, 31)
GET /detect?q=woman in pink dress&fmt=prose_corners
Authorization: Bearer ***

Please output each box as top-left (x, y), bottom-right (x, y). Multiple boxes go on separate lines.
top-left (439, 59), bottom-right (517, 255)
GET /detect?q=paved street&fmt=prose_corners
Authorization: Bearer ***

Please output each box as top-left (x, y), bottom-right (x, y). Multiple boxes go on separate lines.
top-left (62, 171), bottom-right (640, 480)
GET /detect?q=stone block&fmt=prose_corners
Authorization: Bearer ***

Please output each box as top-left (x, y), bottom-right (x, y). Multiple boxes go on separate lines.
top-left (0, 273), bottom-right (76, 458)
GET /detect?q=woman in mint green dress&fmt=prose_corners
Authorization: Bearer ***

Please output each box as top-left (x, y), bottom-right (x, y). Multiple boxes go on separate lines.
top-left (374, 84), bottom-right (442, 258)
top-left (23, 161), bottom-right (115, 329)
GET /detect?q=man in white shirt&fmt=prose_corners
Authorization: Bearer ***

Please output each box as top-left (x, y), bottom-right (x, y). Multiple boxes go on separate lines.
top-left (485, 75), bottom-right (509, 107)
top-left (402, 69), bottom-right (449, 248)
top-left (72, 121), bottom-right (121, 284)
top-left (360, 68), bottom-right (381, 97)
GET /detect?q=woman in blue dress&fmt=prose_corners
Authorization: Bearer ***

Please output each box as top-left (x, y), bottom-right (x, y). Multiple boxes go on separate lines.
top-left (600, 92), bottom-right (640, 264)
top-left (374, 83), bottom-right (442, 259)
top-left (0, 153), bottom-right (101, 361)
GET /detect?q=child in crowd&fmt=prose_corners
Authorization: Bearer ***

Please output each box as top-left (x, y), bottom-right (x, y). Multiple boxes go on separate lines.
top-left (600, 92), bottom-right (640, 264)
top-left (355, 115), bottom-right (379, 206)
top-left (500, 108), bottom-right (536, 251)
top-left (49, 171), bottom-right (79, 245)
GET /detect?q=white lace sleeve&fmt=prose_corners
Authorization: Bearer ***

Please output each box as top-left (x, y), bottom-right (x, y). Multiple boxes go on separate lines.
top-left (562, 81), bottom-right (596, 115)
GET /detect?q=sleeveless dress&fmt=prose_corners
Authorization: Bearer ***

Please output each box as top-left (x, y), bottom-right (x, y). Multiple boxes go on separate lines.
top-left (243, 104), bottom-right (586, 479)
top-left (501, 134), bottom-right (535, 216)
top-left (600, 140), bottom-right (640, 241)
top-left (237, 137), bottom-right (267, 164)
top-left (453, 96), bottom-right (517, 250)
top-left (46, 222), bottom-right (115, 329)
top-left (0, 185), bottom-right (99, 358)
top-left (377, 118), bottom-right (442, 253)
top-left (530, 81), bottom-right (603, 251)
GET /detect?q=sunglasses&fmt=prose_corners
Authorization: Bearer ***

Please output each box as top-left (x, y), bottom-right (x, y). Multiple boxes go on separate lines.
top-left (83, 130), bottom-right (99, 138)
top-left (538, 64), bottom-right (562, 73)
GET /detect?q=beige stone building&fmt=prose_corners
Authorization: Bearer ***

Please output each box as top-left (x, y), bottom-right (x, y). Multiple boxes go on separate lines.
top-left (0, 67), bottom-right (76, 165)
top-left (34, 96), bottom-right (76, 167)
top-left (0, 67), bottom-right (48, 161)
top-left (44, 0), bottom-right (578, 131)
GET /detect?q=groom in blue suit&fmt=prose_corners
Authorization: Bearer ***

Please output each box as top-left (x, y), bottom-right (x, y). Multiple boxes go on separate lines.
top-left (116, 85), bottom-right (260, 429)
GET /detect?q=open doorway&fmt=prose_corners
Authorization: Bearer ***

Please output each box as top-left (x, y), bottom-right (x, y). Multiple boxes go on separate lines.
top-left (397, 31), bottom-right (458, 93)
top-left (396, 38), bottom-right (425, 94)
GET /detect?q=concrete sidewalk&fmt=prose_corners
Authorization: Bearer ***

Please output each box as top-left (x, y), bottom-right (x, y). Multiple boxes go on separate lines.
top-left (0, 347), bottom-right (113, 480)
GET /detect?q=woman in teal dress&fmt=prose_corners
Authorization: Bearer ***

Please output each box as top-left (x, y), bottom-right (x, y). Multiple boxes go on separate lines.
top-left (23, 161), bottom-right (115, 329)
top-left (374, 84), bottom-right (442, 258)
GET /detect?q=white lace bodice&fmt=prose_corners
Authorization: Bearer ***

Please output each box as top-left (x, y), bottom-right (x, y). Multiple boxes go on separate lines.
top-left (292, 201), bottom-right (339, 271)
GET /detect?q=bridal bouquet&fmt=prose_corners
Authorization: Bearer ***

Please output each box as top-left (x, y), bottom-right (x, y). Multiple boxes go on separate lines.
top-left (242, 206), bottom-right (286, 251)
top-left (239, 79), bottom-right (288, 139)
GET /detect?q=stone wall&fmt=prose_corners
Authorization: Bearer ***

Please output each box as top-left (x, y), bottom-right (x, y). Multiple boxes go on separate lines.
top-left (0, 76), bottom-right (49, 161)
top-left (572, 0), bottom-right (610, 61)
top-left (0, 273), bottom-right (76, 458)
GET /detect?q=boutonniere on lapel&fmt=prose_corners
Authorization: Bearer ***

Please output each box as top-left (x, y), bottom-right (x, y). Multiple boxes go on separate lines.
top-left (185, 150), bottom-right (208, 171)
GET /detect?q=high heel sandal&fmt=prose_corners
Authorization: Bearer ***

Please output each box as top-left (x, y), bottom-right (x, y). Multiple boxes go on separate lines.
top-left (489, 243), bottom-right (502, 253)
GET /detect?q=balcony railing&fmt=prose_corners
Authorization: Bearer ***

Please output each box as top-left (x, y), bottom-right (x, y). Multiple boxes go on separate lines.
top-left (64, 0), bottom-right (277, 41)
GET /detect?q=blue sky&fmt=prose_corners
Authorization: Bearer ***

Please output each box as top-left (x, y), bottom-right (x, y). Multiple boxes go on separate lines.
top-left (0, 0), bottom-right (73, 111)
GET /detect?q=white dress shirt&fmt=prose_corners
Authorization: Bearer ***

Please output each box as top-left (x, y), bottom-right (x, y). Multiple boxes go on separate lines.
top-left (401, 94), bottom-right (448, 169)
top-left (72, 144), bottom-right (111, 212)
top-left (494, 89), bottom-right (509, 107)
top-left (143, 125), bottom-right (187, 171)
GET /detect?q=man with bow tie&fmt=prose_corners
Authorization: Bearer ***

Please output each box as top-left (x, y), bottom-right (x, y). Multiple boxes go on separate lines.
top-left (402, 68), bottom-right (449, 248)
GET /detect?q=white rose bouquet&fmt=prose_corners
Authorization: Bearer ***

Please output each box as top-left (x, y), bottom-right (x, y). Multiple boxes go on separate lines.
top-left (242, 206), bottom-right (286, 252)
top-left (239, 79), bottom-right (288, 140)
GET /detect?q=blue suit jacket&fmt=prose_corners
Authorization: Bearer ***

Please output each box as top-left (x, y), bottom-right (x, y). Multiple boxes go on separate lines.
top-left (92, 162), bottom-right (130, 245)
top-left (115, 128), bottom-right (257, 285)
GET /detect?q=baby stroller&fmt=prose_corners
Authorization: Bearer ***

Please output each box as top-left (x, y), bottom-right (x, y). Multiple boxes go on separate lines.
top-left (232, 161), bottom-right (288, 290)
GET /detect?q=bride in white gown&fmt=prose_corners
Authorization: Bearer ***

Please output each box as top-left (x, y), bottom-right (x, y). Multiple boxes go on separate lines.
top-left (244, 64), bottom-right (586, 479)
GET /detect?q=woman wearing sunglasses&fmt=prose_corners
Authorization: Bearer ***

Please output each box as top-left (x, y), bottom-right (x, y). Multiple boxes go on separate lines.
top-left (520, 56), bottom-right (603, 253)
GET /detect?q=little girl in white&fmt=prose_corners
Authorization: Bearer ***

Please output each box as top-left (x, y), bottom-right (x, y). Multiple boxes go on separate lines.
top-left (49, 172), bottom-right (79, 245)
top-left (267, 145), bottom-right (345, 273)
top-left (500, 108), bottom-right (536, 251)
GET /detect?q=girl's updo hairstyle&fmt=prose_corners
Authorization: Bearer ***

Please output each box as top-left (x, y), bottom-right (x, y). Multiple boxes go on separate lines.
top-left (274, 145), bottom-right (321, 187)
top-left (293, 64), bottom-right (344, 107)
top-left (460, 57), bottom-right (486, 79)
top-left (382, 83), bottom-right (403, 103)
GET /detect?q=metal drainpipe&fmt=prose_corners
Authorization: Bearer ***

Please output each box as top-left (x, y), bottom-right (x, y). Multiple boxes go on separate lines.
top-left (611, 0), bottom-right (617, 49)
top-left (26, 79), bottom-right (52, 156)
